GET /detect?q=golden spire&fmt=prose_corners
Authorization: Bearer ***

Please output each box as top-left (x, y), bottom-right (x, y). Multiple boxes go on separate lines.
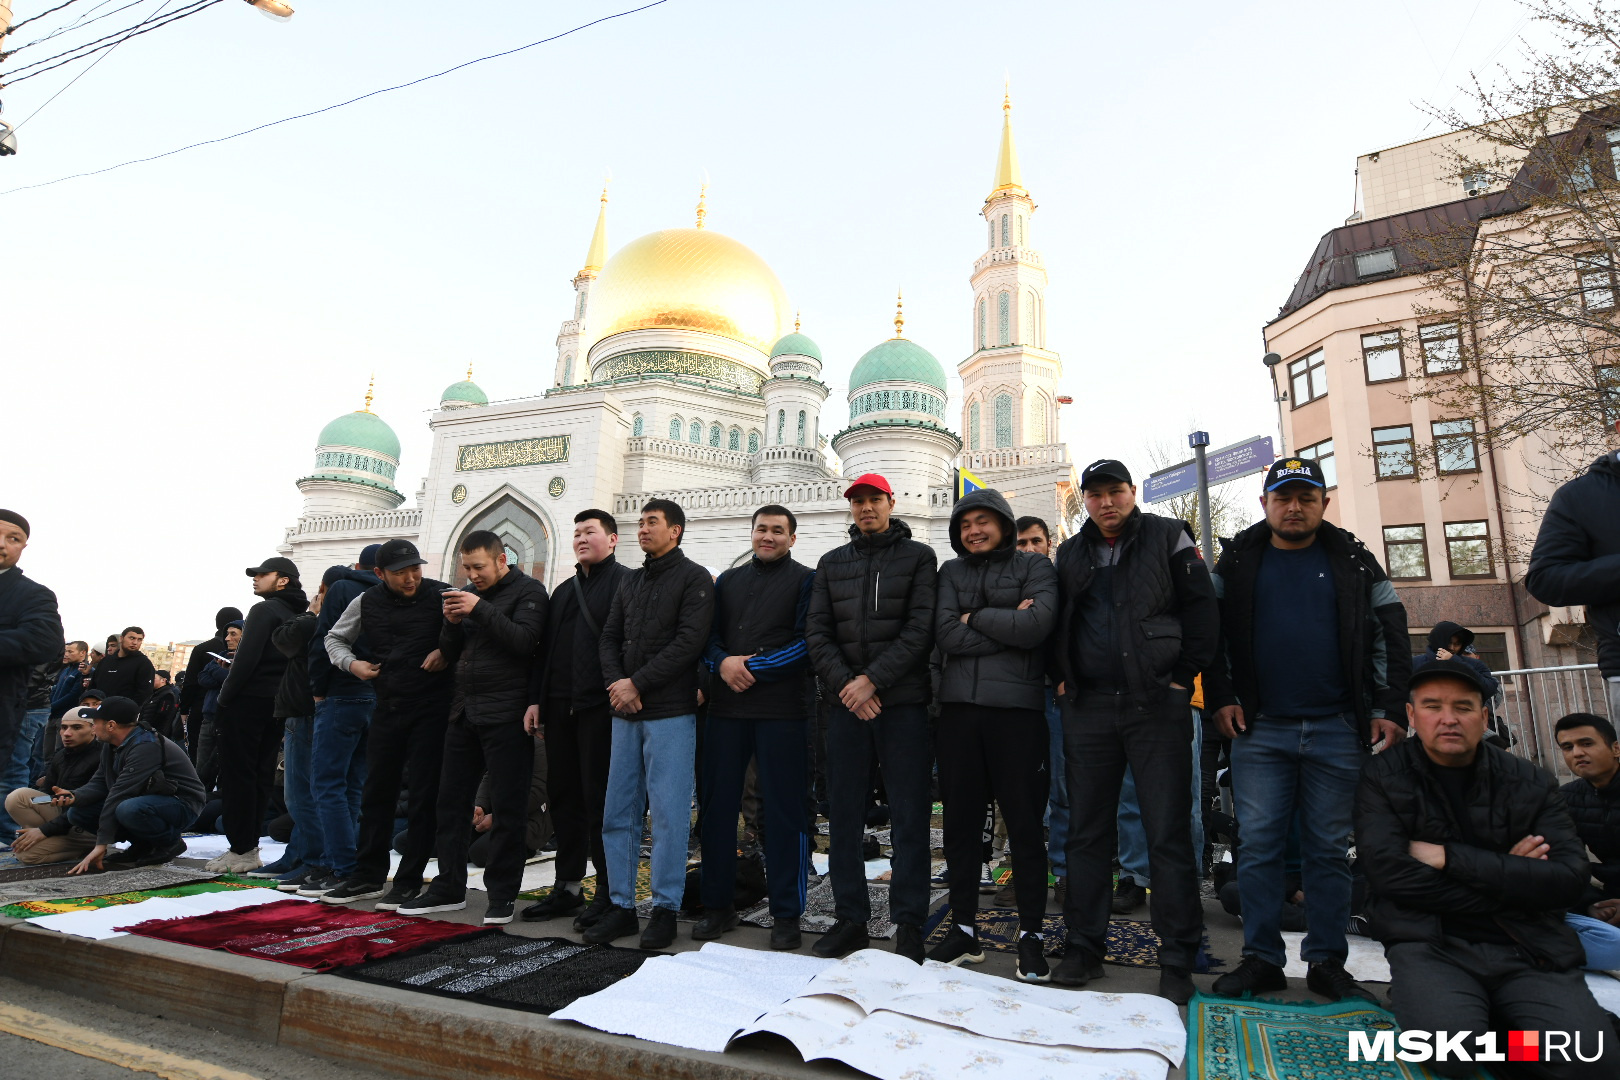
top-left (580, 177), bottom-right (610, 277)
top-left (794, 311), bottom-right (801, 333)
top-left (695, 178), bottom-right (708, 230)
top-left (362, 373), bottom-right (375, 413)
top-left (466, 361), bottom-right (474, 382)
top-left (893, 289), bottom-right (905, 339)
top-left (989, 81), bottom-right (1026, 200)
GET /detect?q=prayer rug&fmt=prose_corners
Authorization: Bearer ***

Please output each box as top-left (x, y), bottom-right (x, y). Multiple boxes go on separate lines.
top-left (1187, 994), bottom-right (1490, 1080)
top-left (0, 860), bottom-right (75, 884)
top-left (523, 862), bottom-right (653, 904)
top-left (0, 865), bottom-right (215, 904)
top-left (338, 932), bottom-right (658, 1014)
top-left (0, 880), bottom-right (256, 919)
top-left (738, 877), bottom-right (948, 940)
top-left (923, 906), bottom-right (1223, 973)
top-left (120, 897), bottom-right (486, 971)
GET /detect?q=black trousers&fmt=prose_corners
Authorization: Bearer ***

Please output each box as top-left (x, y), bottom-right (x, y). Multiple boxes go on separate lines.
top-left (1062, 689), bottom-right (1203, 969)
top-left (825, 702), bottom-right (932, 927)
top-left (937, 703), bottom-right (1049, 931)
top-left (700, 713), bottom-right (810, 919)
top-left (431, 714), bottom-right (534, 905)
top-left (216, 695), bottom-right (281, 854)
top-left (354, 694), bottom-right (449, 887)
top-left (545, 698), bottom-right (612, 889)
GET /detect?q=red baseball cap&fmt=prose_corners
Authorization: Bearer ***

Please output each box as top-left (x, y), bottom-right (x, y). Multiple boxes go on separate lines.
top-left (842, 473), bottom-right (893, 498)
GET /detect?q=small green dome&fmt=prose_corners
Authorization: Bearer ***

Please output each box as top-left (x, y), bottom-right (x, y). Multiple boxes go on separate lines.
top-left (441, 379), bottom-right (488, 406)
top-left (317, 410), bottom-right (401, 460)
top-left (770, 332), bottom-right (822, 362)
top-left (849, 338), bottom-right (947, 392)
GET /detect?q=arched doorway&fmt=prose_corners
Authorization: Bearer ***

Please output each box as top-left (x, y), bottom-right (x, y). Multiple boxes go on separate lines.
top-left (448, 494), bottom-right (550, 585)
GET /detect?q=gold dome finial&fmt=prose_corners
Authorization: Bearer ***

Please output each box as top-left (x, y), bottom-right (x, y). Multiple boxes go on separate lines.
top-left (893, 289), bottom-right (905, 339)
top-left (363, 373), bottom-right (375, 413)
top-left (695, 177), bottom-right (708, 230)
top-left (989, 81), bottom-right (1026, 200)
top-left (466, 361), bottom-right (474, 382)
top-left (794, 311), bottom-right (801, 333)
top-left (1003, 73), bottom-right (1011, 113)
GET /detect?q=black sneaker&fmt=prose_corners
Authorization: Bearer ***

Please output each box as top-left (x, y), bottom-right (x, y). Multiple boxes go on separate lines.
top-left (582, 905), bottom-right (639, 944)
top-left (926, 927), bottom-right (985, 966)
top-left (276, 869), bottom-right (321, 893)
top-left (1111, 877), bottom-right (1146, 914)
top-left (1016, 935), bottom-right (1051, 983)
top-left (321, 879), bottom-right (387, 905)
top-left (374, 883), bottom-right (421, 911)
top-left (127, 840), bottom-right (187, 868)
top-left (1212, 955), bottom-right (1288, 998)
top-left (770, 919), bottom-right (802, 951)
top-left (893, 923), bottom-right (925, 963)
top-left (811, 919), bottom-right (870, 958)
top-left (296, 871), bottom-right (341, 897)
top-left (692, 908), bottom-right (738, 941)
top-left (521, 888), bottom-right (584, 921)
top-left (1159, 964), bottom-right (1195, 1005)
top-left (1052, 944), bottom-right (1104, 987)
top-left (1306, 959), bottom-right (1377, 1002)
top-left (398, 887), bottom-right (468, 916)
top-left (573, 893), bottom-right (615, 932)
top-left (483, 901), bottom-right (515, 926)
top-left (641, 907), bottom-right (678, 949)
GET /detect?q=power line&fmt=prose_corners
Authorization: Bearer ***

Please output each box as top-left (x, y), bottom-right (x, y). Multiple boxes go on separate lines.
top-left (7, 0), bottom-right (149, 56)
top-left (12, 0), bottom-right (177, 133)
top-left (2, 0), bottom-right (218, 82)
top-left (6, 0), bottom-right (89, 35)
top-left (0, 0), bottom-right (672, 196)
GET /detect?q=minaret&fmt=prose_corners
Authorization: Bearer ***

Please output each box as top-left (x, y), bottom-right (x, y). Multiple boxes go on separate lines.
top-left (959, 86), bottom-right (1062, 454)
top-left (298, 376), bottom-right (405, 515)
top-left (555, 181), bottom-right (609, 388)
top-left (756, 313), bottom-right (831, 482)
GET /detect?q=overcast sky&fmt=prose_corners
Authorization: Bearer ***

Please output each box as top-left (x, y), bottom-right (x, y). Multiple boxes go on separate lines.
top-left (4, 0), bottom-right (1541, 647)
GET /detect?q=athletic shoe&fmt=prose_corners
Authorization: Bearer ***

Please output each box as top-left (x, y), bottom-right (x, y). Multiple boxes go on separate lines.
top-left (295, 872), bottom-right (342, 897)
top-left (992, 880), bottom-right (1018, 907)
top-left (1110, 877), bottom-right (1145, 914)
top-left (641, 907), bottom-right (678, 950)
top-left (893, 924), bottom-right (925, 963)
top-left (373, 883), bottom-right (421, 911)
top-left (582, 905), bottom-right (639, 944)
top-left (1307, 959), bottom-right (1377, 1002)
top-left (1051, 945), bottom-right (1104, 987)
top-left (926, 927), bottom-right (985, 966)
top-left (811, 919), bottom-right (870, 958)
top-left (521, 888), bottom-right (584, 921)
top-left (398, 887), bottom-right (467, 916)
top-left (573, 894), bottom-right (614, 932)
top-left (275, 868), bottom-right (319, 892)
top-left (770, 919), bottom-right (802, 951)
top-left (204, 847), bottom-right (261, 875)
top-left (483, 902), bottom-right (516, 925)
top-left (1159, 965), bottom-right (1195, 1005)
top-left (320, 879), bottom-right (387, 905)
top-left (245, 855), bottom-right (300, 879)
top-left (1016, 935), bottom-right (1051, 983)
top-left (1211, 955), bottom-right (1287, 998)
top-left (691, 908), bottom-right (738, 941)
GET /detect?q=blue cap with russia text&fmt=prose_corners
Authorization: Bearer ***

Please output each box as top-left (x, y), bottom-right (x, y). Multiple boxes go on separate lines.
top-left (1264, 457), bottom-right (1326, 492)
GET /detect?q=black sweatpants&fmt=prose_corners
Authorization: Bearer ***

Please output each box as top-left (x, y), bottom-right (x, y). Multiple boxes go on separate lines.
top-left (700, 713), bottom-right (810, 919)
top-left (937, 703), bottom-right (1049, 931)
top-left (431, 713), bottom-right (534, 905)
top-left (216, 694), bottom-right (281, 854)
top-left (544, 698), bottom-right (612, 889)
top-left (354, 694), bottom-right (449, 887)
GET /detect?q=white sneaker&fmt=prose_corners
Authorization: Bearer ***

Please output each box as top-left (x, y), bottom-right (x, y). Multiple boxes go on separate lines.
top-left (204, 847), bottom-right (262, 874)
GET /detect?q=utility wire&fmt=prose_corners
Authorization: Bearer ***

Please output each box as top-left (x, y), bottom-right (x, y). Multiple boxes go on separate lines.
top-left (6, 0), bottom-right (88, 35)
top-left (11, 0), bottom-right (175, 133)
top-left (0, 0), bottom-right (672, 197)
top-left (7, 0), bottom-right (149, 57)
top-left (2, 0), bottom-right (218, 82)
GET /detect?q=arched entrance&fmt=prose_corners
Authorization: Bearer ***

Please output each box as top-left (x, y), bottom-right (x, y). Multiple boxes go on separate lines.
top-left (448, 494), bottom-right (550, 585)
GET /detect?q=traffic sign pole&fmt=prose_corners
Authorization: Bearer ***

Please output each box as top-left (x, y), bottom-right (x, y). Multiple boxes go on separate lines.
top-left (1190, 431), bottom-right (1214, 568)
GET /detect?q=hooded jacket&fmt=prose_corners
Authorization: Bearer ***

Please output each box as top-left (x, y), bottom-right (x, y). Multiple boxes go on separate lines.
top-left (1414, 622), bottom-right (1500, 701)
top-left (308, 568), bottom-right (379, 699)
top-left (43, 723), bottom-right (207, 846)
top-left (805, 518), bottom-right (938, 708)
top-left (179, 607), bottom-right (242, 717)
top-left (219, 584), bottom-right (309, 708)
top-left (439, 566), bottom-right (548, 725)
top-left (530, 554), bottom-right (631, 712)
top-left (599, 546), bottom-right (714, 721)
top-left (1527, 453), bottom-right (1620, 678)
top-left (934, 490), bottom-right (1058, 712)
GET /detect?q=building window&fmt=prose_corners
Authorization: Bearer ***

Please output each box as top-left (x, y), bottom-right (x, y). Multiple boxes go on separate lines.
top-left (969, 401), bottom-right (981, 450)
top-left (1600, 364), bottom-right (1620, 427)
top-left (1433, 418), bottom-right (1479, 474)
top-left (1419, 322), bottom-right (1463, 374)
top-left (994, 393), bottom-right (1013, 448)
top-left (747, 430), bottom-right (760, 454)
top-left (1470, 631), bottom-right (1510, 674)
top-left (1000, 214), bottom-right (1009, 246)
top-left (1445, 520), bottom-right (1493, 577)
top-left (1016, 215), bottom-right (1024, 244)
top-left (1355, 247), bottom-right (1398, 278)
top-left (1373, 425), bottom-right (1416, 479)
top-left (669, 416), bottom-right (682, 439)
top-left (689, 420), bottom-right (702, 443)
top-left (1024, 293), bottom-right (1034, 344)
top-left (632, 413), bottom-right (644, 437)
top-left (1362, 330), bottom-right (1403, 383)
top-left (997, 292), bottom-right (1010, 346)
top-left (728, 427), bottom-right (740, 451)
top-left (1288, 349), bottom-right (1327, 406)
top-left (562, 355), bottom-right (574, 385)
top-left (1571, 156), bottom-right (1597, 192)
top-left (1027, 393), bottom-right (1047, 444)
top-left (1382, 525), bottom-right (1429, 579)
top-left (978, 298), bottom-right (986, 349)
top-left (1609, 129), bottom-right (1620, 179)
top-left (576, 292), bottom-right (586, 319)
top-left (1579, 253), bottom-right (1616, 311)
top-left (1297, 437), bottom-right (1337, 488)
top-left (796, 411), bottom-right (806, 445)
top-left (709, 422), bottom-right (722, 447)
top-left (776, 410), bottom-right (785, 445)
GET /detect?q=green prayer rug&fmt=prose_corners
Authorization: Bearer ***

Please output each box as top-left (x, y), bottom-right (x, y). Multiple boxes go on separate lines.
top-left (0, 879), bottom-right (256, 919)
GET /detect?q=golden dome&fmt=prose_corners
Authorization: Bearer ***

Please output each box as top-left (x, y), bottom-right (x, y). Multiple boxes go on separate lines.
top-left (587, 228), bottom-right (790, 356)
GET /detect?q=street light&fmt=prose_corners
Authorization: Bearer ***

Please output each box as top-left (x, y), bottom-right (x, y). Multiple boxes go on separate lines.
top-left (0, 119), bottom-right (16, 157)
top-left (243, 0), bottom-right (294, 20)
top-left (1262, 350), bottom-right (1285, 457)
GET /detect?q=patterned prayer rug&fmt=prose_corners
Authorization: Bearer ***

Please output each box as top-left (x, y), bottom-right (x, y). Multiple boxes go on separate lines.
top-left (522, 863), bottom-right (653, 904)
top-left (1187, 994), bottom-right (1491, 1079)
top-left (736, 876), bottom-right (949, 940)
top-left (0, 880), bottom-right (256, 919)
top-left (923, 906), bottom-right (1224, 972)
top-left (0, 860), bottom-right (75, 884)
top-left (120, 897), bottom-right (486, 970)
top-left (337, 932), bottom-right (658, 1014)
top-left (0, 865), bottom-right (215, 904)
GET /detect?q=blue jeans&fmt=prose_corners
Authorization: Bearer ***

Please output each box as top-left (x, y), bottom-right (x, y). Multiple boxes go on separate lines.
top-left (603, 713), bottom-right (695, 912)
top-left (0, 707), bottom-right (50, 840)
top-left (282, 716), bottom-right (323, 870)
top-left (1568, 912), bottom-right (1620, 970)
top-left (1229, 712), bottom-right (1364, 968)
top-left (310, 696), bottom-right (372, 878)
top-left (68, 794), bottom-right (192, 848)
top-left (1044, 689), bottom-right (1068, 877)
top-left (1117, 705), bottom-right (1204, 887)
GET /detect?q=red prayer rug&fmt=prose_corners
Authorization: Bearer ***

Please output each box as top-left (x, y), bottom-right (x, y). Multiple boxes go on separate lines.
top-left (118, 898), bottom-right (485, 970)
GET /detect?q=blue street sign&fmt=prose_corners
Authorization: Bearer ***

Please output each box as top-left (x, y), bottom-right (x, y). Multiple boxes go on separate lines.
top-left (1142, 435), bottom-right (1275, 504)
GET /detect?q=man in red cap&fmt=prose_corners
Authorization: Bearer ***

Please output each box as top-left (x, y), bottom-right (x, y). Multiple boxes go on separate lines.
top-left (805, 474), bottom-right (938, 961)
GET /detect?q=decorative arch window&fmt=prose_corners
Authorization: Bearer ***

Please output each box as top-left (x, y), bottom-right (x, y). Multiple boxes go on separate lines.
top-left (1024, 294), bottom-right (1035, 344)
top-left (562, 355), bottom-right (574, 385)
top-left (1000, 214), bottom-right (1009, 246)
top-left (997, 292), bottom-right (1010, 346)
top-left (669, 416), bottom-right (683, 439)
top-left (796, 410), bottom-right (807, 445)
top-left (689, 420), bottom-right (703, 443)
top-left (576, 291), bottom-right (586, 319)
top-left (1037, 296), bottom-right (1044, 346)
top-left (978, 297), bottom-right (986, 349)
top-left (988, 219), bottom-right (994, 249)
top-left (776, 409), bottom-right (786, 445)
top-left (728, 427), bottom-right (741, 451)
top-left (709, 422), bottom-right (722, 447)
top-left (1027, 393), bottom-right (1047, 444)
top-left (969, 401), bottom-right (982, 450)
top-left (748, 430), bottom-right (761, 454)
top-left (632, 413), bottom-right (644, 437)
top-left (994, 393), bottom-right (1013, 448)
top-left (1016, 216), bottom-right (1024, 245)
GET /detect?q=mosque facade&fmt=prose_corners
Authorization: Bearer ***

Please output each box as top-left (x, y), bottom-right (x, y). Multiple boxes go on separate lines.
top-left (277, 96), bottom-right (1079, 589)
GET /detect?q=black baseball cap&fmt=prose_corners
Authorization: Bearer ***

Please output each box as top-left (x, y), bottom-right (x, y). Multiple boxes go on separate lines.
top-left (85, 696), bottom-right (140, 725)
top-left (245, 556), bottom-right (300, 579)
top-left (80, 688), bottom-right (106, 703)
top-left (1264, 457), bottom-right (1327, 492)
top-left (359, 543), bottom-right (383, 569)
top-left (1080, 458), bottom-right (1133, 489)
top-left (376, 538), bottom-right (427, 572)
top-left (1409, 659), bottom-right (1493, 701)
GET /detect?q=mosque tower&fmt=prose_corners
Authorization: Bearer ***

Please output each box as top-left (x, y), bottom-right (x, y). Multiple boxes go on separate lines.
top-left (440, 363), bottom-right (489, 410)
top-left (296, 377), bottom-right (405, 515)
top-left (754, 314), bottom-right (831, 482)
top-left (554, 183), bottom-right (609, 389)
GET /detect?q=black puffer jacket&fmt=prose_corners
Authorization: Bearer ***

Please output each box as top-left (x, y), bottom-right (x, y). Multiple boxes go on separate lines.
top-left (348, 580), bottom-right (452, 701)
top-left (219, 586), bottom-right (308, 708)
top-left (1560, 776), bottom-right (1620, 903)
top-left (600, 547), bottom-right (714, 721)
top-left (935, 489), bottom-right (1058, 712)
top-left (440, 567), bottom-right (548, 726)
top-left (806, 518), bottom-right (938, 707)
top-left (1356, 738), bottom-right (1589, 970)
top-left (1528, 453), bottom-right (1620, 678)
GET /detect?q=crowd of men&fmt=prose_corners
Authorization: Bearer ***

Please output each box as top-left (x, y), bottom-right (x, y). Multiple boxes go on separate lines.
top-left (3, 443), bottom-right (1620, 1071)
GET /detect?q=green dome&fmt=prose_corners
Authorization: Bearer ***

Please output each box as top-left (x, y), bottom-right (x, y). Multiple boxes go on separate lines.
top-left (316, 410), bottom-right (401, 460)
top-left (441, 379), bottom-right (488, 405)
top-left (770, 332), bottom-right (822, 362)
top-left (848, 338), bottom-right (947, 392)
